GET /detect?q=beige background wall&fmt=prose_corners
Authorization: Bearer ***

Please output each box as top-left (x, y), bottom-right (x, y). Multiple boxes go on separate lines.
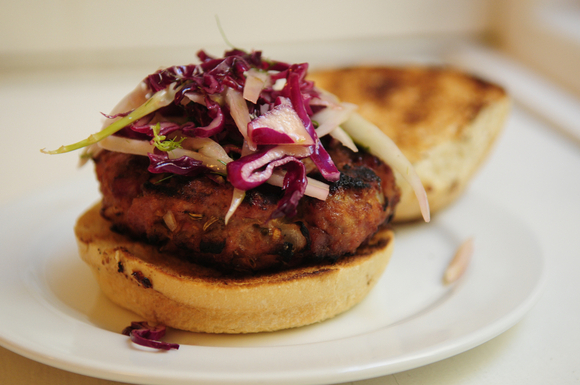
top-left (1, 0), bottom-right (493, 68)
top-left (1, 0), bottom-right (579, 95)
top-left (493, 0), bottom-right (580, 97)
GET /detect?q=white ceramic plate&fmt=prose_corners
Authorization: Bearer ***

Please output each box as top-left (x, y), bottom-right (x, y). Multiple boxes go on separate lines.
top-left (0, 176), bottom-right (545, 385)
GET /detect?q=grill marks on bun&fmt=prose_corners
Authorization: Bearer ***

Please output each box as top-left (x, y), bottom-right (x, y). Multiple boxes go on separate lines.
top-left (308, 66), bottom-right (510, 222)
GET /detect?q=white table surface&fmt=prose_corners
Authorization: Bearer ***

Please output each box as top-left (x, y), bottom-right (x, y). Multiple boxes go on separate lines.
top-left (0, 42), bottom-right (578, 384)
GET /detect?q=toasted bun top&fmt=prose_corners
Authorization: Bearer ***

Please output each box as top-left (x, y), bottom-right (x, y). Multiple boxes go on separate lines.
top-left (309, 66), bottom-right (507, 163)
top-left (309, 66), bottom-right (510, 222)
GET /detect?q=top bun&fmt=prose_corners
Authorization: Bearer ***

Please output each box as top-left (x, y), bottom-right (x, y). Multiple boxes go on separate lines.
top-left (309, 66), bottom-right (510, 222)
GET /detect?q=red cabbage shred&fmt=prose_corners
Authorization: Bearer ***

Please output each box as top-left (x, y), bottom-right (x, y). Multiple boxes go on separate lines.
top-left (122, 322), bottom-right (179, 350)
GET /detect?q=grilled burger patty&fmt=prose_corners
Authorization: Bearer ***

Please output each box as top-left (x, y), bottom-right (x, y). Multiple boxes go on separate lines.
top-left (94, 139), bottom-right (399, 273)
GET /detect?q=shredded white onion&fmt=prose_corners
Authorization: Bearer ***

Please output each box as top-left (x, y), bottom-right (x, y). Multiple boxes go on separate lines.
top-left (225, 188), bottom-right (246, 225)
top-left (311, 98), bottom-right (358, 152)
top-left (225, 87), bottom-right (255, 150)
top-left (97, 136), bottom-right (227, 175)
top-left (98, 135), bottom-right (153, 155)
top-left (222, 140), bottom-right (254, 222)
top-left (341, 112), bottom-right (431, 222)
top-left (243, 69), bottom-right (271, 104)
top-left (313, 102), bottom-right (358, 137)
top-left (182, 92), bottom-right (206, 106)
top-left (181, 137), bottom-right (232, 165)
top-left (310, 89), bottom-right (340, 106)
top-left (272, 78), bottom-right (286, 91)
top-left (330, 126), bottom-right (358, 152)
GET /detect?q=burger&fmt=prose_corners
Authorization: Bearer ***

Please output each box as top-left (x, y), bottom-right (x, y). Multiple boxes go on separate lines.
top-left (44, 49), bottom-right (429, 334)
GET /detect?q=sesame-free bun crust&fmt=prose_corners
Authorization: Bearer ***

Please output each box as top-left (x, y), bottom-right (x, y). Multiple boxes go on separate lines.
top-left (75, 202), bottom-right (394, 334)
top-left (309, 66), bottom-right (510, 222)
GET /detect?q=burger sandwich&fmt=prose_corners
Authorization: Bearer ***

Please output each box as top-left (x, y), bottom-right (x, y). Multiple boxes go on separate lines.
top-left (43, 49), bottom-right (430, 334)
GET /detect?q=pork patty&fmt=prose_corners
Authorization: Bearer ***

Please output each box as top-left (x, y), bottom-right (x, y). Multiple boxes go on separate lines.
top-left (94, 140), bottom-right (399, 273)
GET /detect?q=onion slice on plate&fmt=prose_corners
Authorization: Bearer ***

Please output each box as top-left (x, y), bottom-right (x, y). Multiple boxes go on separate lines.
top-left (443, 238), bottom-right (474, 284)
top-left (341, 112), bottom-right (431, 222)
top-left (122, 322), bottom-right (179, 350)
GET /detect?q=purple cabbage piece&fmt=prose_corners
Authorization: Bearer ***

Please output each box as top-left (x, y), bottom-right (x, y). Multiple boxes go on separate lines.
top-left (146, 49), bottom-right (292, 101)
top-left (226, 147), bottom-right (277, 190)
top-left (270, 159), bottom-right (307, 219)
top-left (249, 127), bottom-right (296, 145)
top-left (128, 98), bottom-right (225, 139)
top-left (181, 98), bottom-right (225, 138)
top-left (145, 64), bottom-right (199, 93)
top-left (227, 147), bottom-right (308, 218)
top-left (226, 146), bottom-right (310, 191)
top-left (282, 65), bottom-right (340, 182)
top-left (122, 321), bottom-right (179, 351)
top-left (148, 152), bottom-right (208, 177)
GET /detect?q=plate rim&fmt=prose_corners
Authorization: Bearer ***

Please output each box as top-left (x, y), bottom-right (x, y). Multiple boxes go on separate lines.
top-left (0, 177), bottom-right (546, 385)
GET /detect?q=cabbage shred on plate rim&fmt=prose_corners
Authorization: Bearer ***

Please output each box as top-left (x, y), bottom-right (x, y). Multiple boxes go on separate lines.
top-left (42, 49), bottom-right (430, 223)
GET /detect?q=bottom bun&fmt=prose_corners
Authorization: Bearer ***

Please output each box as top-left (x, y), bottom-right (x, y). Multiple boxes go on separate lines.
top-left (75, 202), bottom-right (395, 334)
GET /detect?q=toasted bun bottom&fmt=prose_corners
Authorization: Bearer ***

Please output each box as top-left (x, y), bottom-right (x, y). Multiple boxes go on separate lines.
top-left (75, 203), bottom-right (394, 334)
